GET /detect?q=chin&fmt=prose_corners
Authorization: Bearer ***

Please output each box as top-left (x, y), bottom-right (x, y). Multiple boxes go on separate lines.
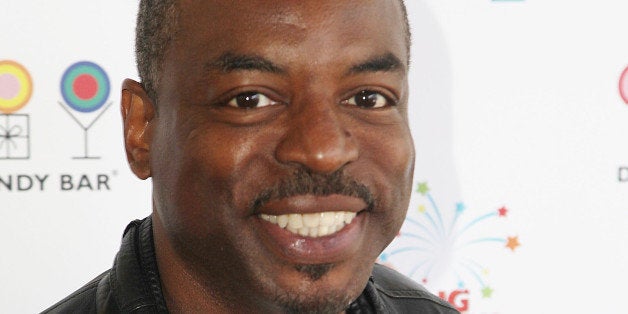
top-left (260, 260), bottom-right (373, 313)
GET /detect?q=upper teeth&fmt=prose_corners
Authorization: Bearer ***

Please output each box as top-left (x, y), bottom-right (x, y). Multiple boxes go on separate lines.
top-left (260, 211), bottom-right (357, 238)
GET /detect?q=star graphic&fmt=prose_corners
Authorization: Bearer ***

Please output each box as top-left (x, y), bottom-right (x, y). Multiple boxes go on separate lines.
top-left (498, 206), bottom-right (508, 217)
top-left (418, 204), bottom-right (426, 213)
top-left (416, 182), bottom-right (429, 195)
top-left (506, 236), bottom-right (520, 251)
top-left (481, 286), bottom-right (494, 298)
top-left (455, 202), bottom-right (466, 213)
top-left (422, 278), bottom-right (428, 284)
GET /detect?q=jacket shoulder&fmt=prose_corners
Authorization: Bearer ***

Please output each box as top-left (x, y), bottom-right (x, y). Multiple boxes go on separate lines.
top-left (41, 271), bottom-right (109, 314)
top-left (371, 264), bottom-right (460, 313)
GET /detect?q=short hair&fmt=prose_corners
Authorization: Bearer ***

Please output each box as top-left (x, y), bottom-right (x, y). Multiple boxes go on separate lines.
top-left (135, 0), bottom-right (178, 103)
top-left (135, 0), bottom-right (410, 103)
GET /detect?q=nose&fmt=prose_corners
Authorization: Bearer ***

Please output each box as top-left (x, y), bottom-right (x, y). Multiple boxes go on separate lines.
top-left (276, 101), bottom-right (359, 174)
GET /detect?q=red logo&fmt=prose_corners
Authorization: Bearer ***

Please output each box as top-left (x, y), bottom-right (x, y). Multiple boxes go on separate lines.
top-left (439, 289), bottom-right (469, 312)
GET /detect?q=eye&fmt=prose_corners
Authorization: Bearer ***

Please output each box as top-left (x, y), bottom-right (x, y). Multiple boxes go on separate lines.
top-left (344, 90), bottom-right (390, 108)
top-left (227, 92), bottom-right (278, 109)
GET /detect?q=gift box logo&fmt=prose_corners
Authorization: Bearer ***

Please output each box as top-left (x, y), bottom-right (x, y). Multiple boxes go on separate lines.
top-left (58, 61), bottom-right (113, 159)
top-left (0, 114), bottom-right (30, 160)
top-left (0, 60), bottom-right (33, 160)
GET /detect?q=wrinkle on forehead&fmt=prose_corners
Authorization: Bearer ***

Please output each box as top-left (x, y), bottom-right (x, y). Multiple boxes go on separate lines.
top-left (269, 9), bottom-right (306, 31)
top-left (265, 10), bottom-right (308, 46)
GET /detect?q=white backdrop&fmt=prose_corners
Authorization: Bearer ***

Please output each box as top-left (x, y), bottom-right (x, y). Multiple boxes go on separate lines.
top-left (2, 1), bottom-right (628, 313)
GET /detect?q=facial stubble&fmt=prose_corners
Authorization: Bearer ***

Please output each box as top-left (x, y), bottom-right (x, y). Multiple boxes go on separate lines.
top-left (249, 168), bottom-right (378, 312)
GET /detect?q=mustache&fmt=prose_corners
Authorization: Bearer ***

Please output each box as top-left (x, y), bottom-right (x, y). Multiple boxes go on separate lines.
top-left (251, 168), bottom-right (375, 213)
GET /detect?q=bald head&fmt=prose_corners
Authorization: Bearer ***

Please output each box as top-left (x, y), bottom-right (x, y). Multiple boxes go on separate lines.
top-left (125, 1), bottom-right (415, 311)
top-left (135, 0), bottom-right (410, 103)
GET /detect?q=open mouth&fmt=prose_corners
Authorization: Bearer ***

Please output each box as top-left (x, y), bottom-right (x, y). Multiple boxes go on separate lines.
top-left (259, 211), bottom-right (357, 238)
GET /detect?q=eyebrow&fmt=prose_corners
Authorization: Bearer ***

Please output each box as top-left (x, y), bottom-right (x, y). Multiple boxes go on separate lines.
top-left (205, 52), bottom-right (403, 76)
top-left (207, 52), bottom-right (285, 74)
top-left (348, 53), bottom-right (405, 75)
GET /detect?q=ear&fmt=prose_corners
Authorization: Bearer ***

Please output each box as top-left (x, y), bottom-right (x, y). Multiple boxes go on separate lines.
top-left (121, 78), bottom-right (155, 180)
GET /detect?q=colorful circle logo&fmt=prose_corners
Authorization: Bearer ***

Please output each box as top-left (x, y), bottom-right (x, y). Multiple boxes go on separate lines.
top-left (0, 60), bottom-right (33, 114)
top-left (620, 65), bottom-right (628, 104)
top-left (61, 61), bottom-right (110, 113)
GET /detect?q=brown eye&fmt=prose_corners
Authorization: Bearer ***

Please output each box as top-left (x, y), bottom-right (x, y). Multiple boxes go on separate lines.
top-left (345, 90), bottom-right (389, 108)
top-left (227, 92), bottom-right (276, 109)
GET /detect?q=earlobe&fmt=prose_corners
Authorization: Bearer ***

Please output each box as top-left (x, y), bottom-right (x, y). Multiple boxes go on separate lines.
top-left (121, 78), bottom-right (155, 180)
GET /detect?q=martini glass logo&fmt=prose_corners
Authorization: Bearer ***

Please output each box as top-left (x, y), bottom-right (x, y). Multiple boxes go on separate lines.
top-left (58, 61), bottom-right (112, 159)
top-left (0, 60), bottom-right (32, 160)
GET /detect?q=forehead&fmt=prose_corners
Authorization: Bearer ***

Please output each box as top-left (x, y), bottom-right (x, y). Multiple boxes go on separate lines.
top-left (173, 0), bottom-right (407, 64)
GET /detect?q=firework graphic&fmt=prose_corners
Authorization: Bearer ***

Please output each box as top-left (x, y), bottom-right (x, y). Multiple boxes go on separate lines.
top-left (379, 181), bottom-right (519, 311)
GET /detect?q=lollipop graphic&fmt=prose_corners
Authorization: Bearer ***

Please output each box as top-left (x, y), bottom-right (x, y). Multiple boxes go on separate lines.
top-left (0, 60), bottom-right (32, 114)
top-left (58, 61), bottom-right (113, 159)
top-left (0, 60), bottom-right (32, 159)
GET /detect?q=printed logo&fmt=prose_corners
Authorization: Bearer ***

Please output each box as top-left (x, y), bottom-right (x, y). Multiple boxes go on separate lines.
top-left (58, 61), bottom-right (113, 159)
top-left (380, 182), bottom-right (520, 313)
top-left (0, 60), bottom-right (32, 160)
top-left (617, 65), bottom-right (628, 181)
top-left (1, 60), bottom-right (120, 192)
top-left (619, 65), bottom-right (628, 105)
top-left (0, 60), bottom-right (33, 114)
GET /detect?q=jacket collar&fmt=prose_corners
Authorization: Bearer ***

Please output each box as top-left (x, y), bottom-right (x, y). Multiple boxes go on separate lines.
top-left (110, 217), bottom-right (168, 313)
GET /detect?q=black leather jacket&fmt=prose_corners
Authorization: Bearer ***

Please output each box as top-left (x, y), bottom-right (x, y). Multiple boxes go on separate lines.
top-left (43, 217), bottom-right (459, 314)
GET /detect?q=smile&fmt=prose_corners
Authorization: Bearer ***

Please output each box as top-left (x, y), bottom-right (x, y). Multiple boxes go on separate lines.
top-left (259, 211), bottom-right (357, 238)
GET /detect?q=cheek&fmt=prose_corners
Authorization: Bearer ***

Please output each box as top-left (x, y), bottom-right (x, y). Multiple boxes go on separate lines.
top-left (385, 130), bottom-right (415, 215)
top-left (150, 111), bottom-right (241, 223)
top-left (357, 124), bottom-right (414, 233)
top-left (178, 122), bottom-right (280, 214)
top-left (359, 124), bottom-right (414, 190)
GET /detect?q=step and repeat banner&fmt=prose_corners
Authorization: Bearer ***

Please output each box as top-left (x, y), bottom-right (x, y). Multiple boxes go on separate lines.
top-left (2, 1), bottom-right (628, 313)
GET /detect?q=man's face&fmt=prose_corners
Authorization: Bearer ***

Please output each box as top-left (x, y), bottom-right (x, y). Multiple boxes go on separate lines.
top-left (150, 0), bottom-right (414, 311)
